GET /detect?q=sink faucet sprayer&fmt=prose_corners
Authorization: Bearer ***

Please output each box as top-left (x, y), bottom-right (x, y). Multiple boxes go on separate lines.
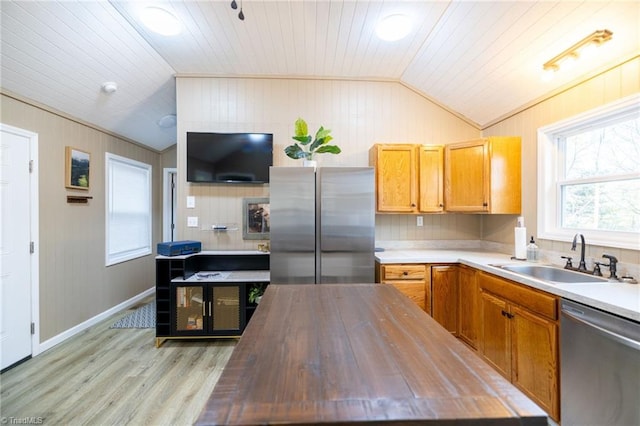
top-left (601, 254), bottom-right (619, 280)
top-left (571, 233), bottom-right (588, 272)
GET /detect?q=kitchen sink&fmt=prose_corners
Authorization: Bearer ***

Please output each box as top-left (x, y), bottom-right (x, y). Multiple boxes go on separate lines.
top-left (496, 264), bottom-right (608, 284)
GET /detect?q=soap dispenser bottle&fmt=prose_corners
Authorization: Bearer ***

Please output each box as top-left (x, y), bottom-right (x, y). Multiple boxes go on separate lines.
top-left (526, 236), bottom-right (539, 262)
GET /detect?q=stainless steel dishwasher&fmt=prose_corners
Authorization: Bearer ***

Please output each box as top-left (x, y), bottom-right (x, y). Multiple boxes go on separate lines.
top-left (561, 299), bottom-right (640, 425)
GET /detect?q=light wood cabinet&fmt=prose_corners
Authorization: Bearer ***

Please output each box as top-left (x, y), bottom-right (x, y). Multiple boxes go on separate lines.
top-left (369, 144), bottom-right (443, 213)
top-left (418, 145), bottom-right (444, 212)
top-left (457, 265), bottom-right (479, 348)
top-left (369, 144), bottom-right (418, 213)
top-left (478, 271), bottom-right (559, 421)
top-left (377, 262), bottom-right (429, 313)
top-left (444, 136), bottom-right (521, 213)
top-left (431, 265), bottom-right (458, 335)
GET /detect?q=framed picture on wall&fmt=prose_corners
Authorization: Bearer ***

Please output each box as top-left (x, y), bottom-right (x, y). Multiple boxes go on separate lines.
top-left (65, 146), bottom-right (91, 190)
top-left (243, 198), bottom-right (270, 240)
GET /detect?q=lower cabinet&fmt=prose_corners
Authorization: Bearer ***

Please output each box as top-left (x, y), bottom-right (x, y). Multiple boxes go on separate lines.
top-left (173, 283), bottom-right (244, 336)
top-left (376, 261), bottom-right (559, 421)
top-left (156, 252), bottom-right (270, 347)
top-left (431, 265), bottom-right (458, 335)
top-left (378, 263), bottom-right (429, 313)
top-left (478, 271), bottom-right (560, 422)
top-left (457, 265), bottom-right (479, 349)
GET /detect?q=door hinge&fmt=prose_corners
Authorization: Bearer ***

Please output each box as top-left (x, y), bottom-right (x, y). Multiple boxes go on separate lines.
top-left (30, 241), bottom-right (35, 254)
top-left (29, 160), bottom-right (34, 173)
top-left (31, 322), bottom-right (35, 335)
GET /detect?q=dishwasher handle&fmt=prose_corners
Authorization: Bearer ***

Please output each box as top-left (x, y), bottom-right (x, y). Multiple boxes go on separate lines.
top-left (562, 309), bottom-right (640, 351)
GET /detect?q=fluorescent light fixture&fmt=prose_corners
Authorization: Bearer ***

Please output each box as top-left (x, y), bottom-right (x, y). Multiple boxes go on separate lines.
top-left (140, 7), bottom-right (182, 36)
top-left (376, 14), bottom-right (412, 41)
top-left (542, 29), bottom-right (612, 79)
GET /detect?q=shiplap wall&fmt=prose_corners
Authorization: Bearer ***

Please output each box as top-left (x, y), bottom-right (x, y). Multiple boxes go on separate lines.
top-left (0, 94), bottom-right (162, 342)
top-left (482, 57), bottom-right (640, 266)
top-left (175, 77), bottom-right (482, 249)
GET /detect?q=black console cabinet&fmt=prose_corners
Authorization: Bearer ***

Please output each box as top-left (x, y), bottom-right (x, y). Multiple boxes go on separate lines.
top-left (155, 251), bottom-right (269, 347)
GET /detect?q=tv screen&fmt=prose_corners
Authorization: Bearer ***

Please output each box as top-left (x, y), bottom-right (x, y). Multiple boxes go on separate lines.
top-left (186, 132), bottom-right (273, 183)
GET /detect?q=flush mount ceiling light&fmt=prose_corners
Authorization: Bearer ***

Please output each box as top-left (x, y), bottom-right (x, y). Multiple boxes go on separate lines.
top-left (542, 29), bottom-right (612, 80)
top-left (157, 114), bottom-right (177, 128)
top-left (376, 14), bottom-right (412, 41)
top-left (140, 7), bottom-right (182, 36)
top-left (101, 81), bottom-right (117, 94)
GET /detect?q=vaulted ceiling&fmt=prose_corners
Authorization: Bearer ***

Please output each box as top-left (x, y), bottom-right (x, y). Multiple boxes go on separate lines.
top-left (1, 1), bottom-right (638, 151)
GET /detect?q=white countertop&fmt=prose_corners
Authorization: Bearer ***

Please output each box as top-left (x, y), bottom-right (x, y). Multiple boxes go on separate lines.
top-left (173, 270), bottom-right (270, 283)
top-left (376, 249), bottom-right (640, 322)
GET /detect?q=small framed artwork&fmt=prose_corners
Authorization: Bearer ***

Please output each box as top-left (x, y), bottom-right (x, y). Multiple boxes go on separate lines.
top-left (243, 198), bottom-right (270, 240)
top-left (65, 146), bottom-right (91, 190)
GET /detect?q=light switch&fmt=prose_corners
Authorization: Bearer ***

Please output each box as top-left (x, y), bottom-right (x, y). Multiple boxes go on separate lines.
top-left (417, 216), bottom-right (423, 227)
top-left (187, 216), bottom-right (198, 227)
top-left (186, 196), bottom-right (195, 208)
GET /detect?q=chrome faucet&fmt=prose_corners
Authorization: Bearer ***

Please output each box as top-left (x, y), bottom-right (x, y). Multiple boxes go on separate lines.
top-left (571, 233), bottom-right (588, 272)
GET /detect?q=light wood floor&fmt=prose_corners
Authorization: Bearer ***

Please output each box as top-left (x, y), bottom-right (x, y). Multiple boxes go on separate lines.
top-left (0, 298), bottom-right (237, 425)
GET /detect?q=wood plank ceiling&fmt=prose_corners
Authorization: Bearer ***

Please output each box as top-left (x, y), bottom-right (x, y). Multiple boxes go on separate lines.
top-left (1, 1), bottom-right (638, 151)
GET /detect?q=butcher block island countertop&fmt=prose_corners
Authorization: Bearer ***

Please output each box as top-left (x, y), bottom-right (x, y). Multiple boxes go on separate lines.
top-left (196, 284), bottom-right (547, 425)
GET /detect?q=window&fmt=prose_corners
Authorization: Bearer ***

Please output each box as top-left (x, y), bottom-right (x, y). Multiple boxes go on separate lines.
top-left (538, 94), bottom-right (640, 250)
top-left (106, 153), bottom-right (152, 265)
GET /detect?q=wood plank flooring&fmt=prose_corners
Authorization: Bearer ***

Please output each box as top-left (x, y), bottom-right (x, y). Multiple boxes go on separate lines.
top-left (0, 298), bottom-right (236, 425)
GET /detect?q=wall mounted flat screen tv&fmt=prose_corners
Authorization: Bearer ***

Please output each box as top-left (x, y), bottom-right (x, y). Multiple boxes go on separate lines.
top-left (186, 132), bottom-right (273, 183)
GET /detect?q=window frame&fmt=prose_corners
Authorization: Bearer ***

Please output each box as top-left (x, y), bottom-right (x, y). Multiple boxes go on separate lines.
top-left (105, 153), bottom-right (153, 266)
top-left (537, 94), bottom-right (640, 250)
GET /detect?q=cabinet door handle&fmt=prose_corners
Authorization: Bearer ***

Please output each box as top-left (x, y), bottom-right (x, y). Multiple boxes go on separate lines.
top-left (203, 302), bottom-right (206, 317)
top-left (483, 202), bottom-right (488, 207)
top-left (209, 302), bottom-right (212, 317)
top-left (403, 271), bottom-right (408, 276)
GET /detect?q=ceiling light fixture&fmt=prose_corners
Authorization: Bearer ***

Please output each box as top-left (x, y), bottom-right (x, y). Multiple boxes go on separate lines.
top-left (157, 114), bottom-right (177, 128)
top-left (542, 29), bottom-right (612, 79)
top-left (375, 14), bottom-right (412, 41)
top-left (140, 7), bottom-right (182, 36)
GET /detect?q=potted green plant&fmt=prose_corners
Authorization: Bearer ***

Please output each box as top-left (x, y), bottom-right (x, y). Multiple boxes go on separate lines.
top-left (284, 118), bottom-right (341, 166)
top-left (248, 283), bottom-right (266, 304)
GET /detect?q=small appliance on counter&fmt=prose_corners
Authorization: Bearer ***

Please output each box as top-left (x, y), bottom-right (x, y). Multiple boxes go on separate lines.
top-left (157, 240), bottom-right (202, 256)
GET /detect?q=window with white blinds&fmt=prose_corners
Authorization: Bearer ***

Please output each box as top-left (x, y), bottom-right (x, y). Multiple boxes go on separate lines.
top-left (106, 153), bottom-right (152, 266)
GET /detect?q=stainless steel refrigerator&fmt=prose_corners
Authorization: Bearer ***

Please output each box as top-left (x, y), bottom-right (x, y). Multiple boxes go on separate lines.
top-left (269, 167), bottom-right (375, 284)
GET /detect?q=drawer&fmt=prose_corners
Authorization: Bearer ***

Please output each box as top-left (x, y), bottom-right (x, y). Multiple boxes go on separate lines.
top-left (382, 264), bottom-right (426, 280)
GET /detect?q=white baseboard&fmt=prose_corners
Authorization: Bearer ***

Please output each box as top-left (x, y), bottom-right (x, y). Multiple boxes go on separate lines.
top-left (35, 287), bottom-right (155, 355)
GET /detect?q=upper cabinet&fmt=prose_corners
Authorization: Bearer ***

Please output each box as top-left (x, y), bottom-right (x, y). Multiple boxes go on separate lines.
top-left (369, 144), bottom-right (443, 213)
top-left (444, 136), bottom-right (521, 214)
top-left (369, 144), bottom-right (418, 213)
top-left (418, 145), bottom-right (444, 213)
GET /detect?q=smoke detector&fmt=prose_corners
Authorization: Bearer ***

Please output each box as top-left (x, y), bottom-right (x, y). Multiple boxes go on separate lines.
top-left (101, 82), bottom-right (118, 94)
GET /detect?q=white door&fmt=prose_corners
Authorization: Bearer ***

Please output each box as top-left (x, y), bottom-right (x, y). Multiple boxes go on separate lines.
top-left (1, 125), bottom-right (35, 370)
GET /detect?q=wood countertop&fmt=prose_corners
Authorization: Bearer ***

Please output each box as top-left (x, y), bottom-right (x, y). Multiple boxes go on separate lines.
top-left (196, 284), bottom-right (547, 425)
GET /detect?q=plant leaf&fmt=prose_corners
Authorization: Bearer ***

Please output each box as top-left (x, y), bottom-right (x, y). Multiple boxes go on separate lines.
top-left (284, 144), bottom-right (307, 159)
top-left (315, 145), bottom-right (341, 155)
top-left (315, 126), bottom-right (331, 141)
top-left (294, 118), bottom-right (308, 137)
top-left (293, 135), bottom-right (312, 145)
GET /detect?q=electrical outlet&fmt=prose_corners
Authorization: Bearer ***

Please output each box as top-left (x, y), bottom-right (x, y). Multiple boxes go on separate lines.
top-left (417, 216), bottom-right (423, 227)
top-left (187, 216), bottom-right (198, 227)
top-left (186, 196), bottom-right (195, 208)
